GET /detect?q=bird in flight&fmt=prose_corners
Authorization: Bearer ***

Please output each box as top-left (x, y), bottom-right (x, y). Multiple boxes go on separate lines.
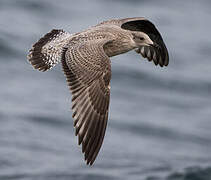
top-left (27, 17), bottom-right (169, 165)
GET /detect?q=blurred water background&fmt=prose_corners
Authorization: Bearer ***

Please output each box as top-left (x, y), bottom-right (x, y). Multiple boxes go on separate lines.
top-left (0, 0), bottom-right (211, 179)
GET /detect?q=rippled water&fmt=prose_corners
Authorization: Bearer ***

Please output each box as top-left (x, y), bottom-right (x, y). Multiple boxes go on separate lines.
top-left (0, 0), bottom-right (211, 179)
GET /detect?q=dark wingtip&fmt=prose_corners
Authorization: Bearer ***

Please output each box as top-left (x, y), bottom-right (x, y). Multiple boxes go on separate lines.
top-left (164, 50), bottom-right (169, 67)
top-left (138, 45), bottom-right (169, 68)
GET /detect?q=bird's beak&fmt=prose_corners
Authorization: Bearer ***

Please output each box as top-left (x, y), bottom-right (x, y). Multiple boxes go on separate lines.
top-left (151, 42), bottom-right (159, 48)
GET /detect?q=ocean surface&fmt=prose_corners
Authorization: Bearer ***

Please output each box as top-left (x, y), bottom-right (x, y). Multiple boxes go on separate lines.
top-left (0, 0), bottom-right (211, 179)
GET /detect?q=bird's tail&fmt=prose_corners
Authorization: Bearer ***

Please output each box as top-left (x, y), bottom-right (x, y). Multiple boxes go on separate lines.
top-left (27, 29), bottom-right (71, 72)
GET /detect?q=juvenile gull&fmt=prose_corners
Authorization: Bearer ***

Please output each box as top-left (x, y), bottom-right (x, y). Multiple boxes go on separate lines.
top-left (27, 17), bottom-right (169, 165)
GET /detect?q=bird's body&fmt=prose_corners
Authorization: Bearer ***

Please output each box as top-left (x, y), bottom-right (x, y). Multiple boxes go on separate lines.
top-left (27, 17), bottom-right (169, 165)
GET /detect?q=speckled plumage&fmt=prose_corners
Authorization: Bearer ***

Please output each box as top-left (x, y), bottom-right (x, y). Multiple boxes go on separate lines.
top-left (27, 17), bottom-right (169, 165)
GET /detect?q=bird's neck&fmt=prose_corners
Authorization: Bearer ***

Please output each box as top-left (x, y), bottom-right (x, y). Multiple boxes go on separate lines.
top-left (104, 37), bottom-right (135, 57)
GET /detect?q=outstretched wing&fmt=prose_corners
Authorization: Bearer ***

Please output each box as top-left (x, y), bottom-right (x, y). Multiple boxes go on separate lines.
top-left (100, 17), bottom-right (169, 67)
top-left (62, 37), bottom-right (113, 165)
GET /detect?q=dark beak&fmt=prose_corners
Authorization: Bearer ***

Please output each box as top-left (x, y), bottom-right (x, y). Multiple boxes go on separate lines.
top-left (151, 42), bottom-right (159, 48)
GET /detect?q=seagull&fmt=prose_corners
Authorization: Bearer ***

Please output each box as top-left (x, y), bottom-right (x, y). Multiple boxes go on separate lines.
top-left (27, 17), bottom-right (169, 165)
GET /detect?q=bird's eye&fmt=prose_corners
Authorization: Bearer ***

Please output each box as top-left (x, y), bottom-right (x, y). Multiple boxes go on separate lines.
top-left (140, 37), bottom-right (144, 40)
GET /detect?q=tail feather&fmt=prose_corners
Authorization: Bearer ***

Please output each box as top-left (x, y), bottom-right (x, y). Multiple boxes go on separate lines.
top-left (27, 29), bottom-right (71, 71)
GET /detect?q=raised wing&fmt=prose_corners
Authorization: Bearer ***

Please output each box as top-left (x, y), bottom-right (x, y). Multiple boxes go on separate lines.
top-left (120, 17), bottom-right (169, 67)
top-left (100, 17), bottom-right (169, 67)
top-left (62, 37), bottom-right (113, 165)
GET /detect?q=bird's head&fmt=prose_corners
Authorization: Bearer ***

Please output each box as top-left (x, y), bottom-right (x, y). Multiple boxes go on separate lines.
top-left (131, 32), bottom-right (154, 47)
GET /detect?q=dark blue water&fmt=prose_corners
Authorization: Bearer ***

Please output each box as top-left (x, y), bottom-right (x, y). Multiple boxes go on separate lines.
top-left (1, 0), bottom-right (211, 179)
